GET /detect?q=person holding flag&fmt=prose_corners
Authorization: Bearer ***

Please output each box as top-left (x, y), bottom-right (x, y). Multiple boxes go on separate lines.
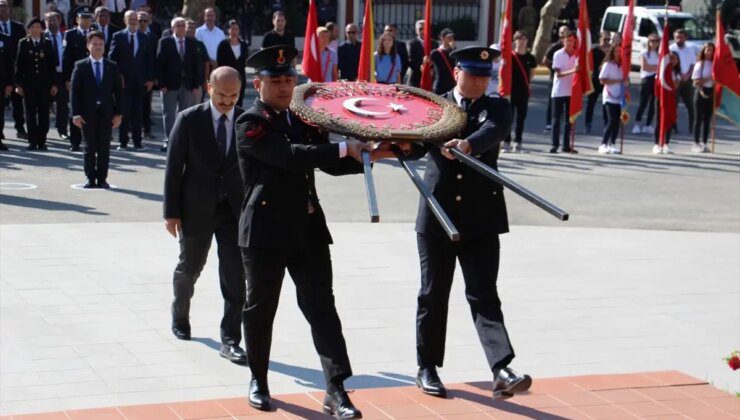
top-left (712, 9), bottom-right (740, 138)
top-left (691, 43), bottom-right (715, 153)
top-left (598, 46), bottom-right (627, 154)
top-left (654, 51), bottom-right (680, 154)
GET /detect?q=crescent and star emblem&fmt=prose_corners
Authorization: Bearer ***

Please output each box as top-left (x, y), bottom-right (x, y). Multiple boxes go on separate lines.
top-left (342, 97), bottom-right (408, 119)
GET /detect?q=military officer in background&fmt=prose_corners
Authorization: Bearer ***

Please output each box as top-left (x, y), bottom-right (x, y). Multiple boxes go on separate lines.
top-left (0, 29), bottom-right (14, 151)
top-left (15, 17), bottom-right (58, 151)
top-left (235, 45), bottom-right (368, 418)
top-left (377, 46), bottom-right (532, 401)
top-left (63, 6), bottom-right (95, 151)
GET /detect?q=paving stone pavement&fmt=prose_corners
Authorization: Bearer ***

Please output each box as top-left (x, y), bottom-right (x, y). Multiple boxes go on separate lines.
top-left (1, 222), bottom-right (738, 415)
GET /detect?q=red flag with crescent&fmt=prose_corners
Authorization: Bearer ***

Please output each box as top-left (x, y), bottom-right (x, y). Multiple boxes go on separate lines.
top-left (498, 0), bottom-right (512, 98)
top-left (569, 0), bottom-right (593, 123)
top-left (301, 0), bottom-right (322, 82)
top-left (656, 21), bottom-right (676, 146)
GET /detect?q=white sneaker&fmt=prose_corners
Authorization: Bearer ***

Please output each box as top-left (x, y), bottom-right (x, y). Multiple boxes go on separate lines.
top-left (643, 126), bottom-right (654, 134)
top-left (652, 144), bottom-right (662, 154)
top-left (691, 143), bottom-right (703, 153)
top-left (702, 143), bottom-right (710, 153)
top-left (662, 145), bottom-right (673, 154)
top-left (511, 143), bottom-right (521, 153)
top-left (598, 144), bottom-right (609, 154)
top-left (608, 144), bottom-right (620, 154)
top-left (631, 125), bottom-right (642, 134)
top-left (501, 143), bottom-right (511, 153)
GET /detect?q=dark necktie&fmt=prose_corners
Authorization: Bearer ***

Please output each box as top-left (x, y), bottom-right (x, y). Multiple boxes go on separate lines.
top-left (216, 114), bottom-right (227, 157)
top-left (2, 22), bottom-right (7, 35)
top-left (178, 39), bottom-right (184, 59)
top-left (94, 61), bottom-right (102, 85)
top-left (129, 33), bottom-right (135, 59)
top-left (461, 97), bottom-right (472, 112)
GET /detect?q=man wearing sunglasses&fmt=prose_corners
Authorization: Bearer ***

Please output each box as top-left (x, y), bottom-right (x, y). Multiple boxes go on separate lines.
top-left (337, 23), bottom-right (361, 81)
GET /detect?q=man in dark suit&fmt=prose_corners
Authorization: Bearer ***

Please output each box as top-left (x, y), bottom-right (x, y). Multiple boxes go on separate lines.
top-left (163, 67), bottom-right (247, 365)
top-left (0, 30), bottom-right (13, 150)
top-left (45, 11), bottom-right (68, 142)
top-left (377, 47), bottom-right (532, 401)
top-left (157, 17), bottom-right (203, 152)
top-left (406, 19), bottom-right (438, 87)
top-left (63, 6), bottom-right (95, 151)
top-left (137, 9), bottom-right (159, 139)
top-left (235, 45), bottom-right (367, 417)
top-left (384, 24), bottom-right (409, 83)
top-left (93, 6), bottom-right (120, 54)
top-left (0, 0), bottom-right (27, 139)
top-left (70, 31), bottom-right (122, 188)
top-left (337, 23), bottom-right (360, 81)
top-left (109, 10), bottom-right (154, 150)
top-left (15, 18), bottom-right (58, 151)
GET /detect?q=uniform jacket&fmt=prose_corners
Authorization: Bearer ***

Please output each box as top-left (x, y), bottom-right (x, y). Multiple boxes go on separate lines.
top-left (407, 91), bottom-right (512, 240)
top-left (0, 33), bottom-right (14, 87)
top-left (163, 102), bottom-right (245, 236)
top-left (235, 99), bottom-right (363, 249)
top-left (63, 27), bottom-right (91, 82)
top-left (108, 29), bottom-right (154, 86)
top-left (15, 37), bottom-right (57, 89)
top-left (156, 36), bottom-right (203, 90)
top-left (70, 57), bottom-right (122, 122)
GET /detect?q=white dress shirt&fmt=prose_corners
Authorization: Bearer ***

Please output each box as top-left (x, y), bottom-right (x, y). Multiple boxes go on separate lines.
top-left (195, 24), bottom-right (225, 61)
top-left (90, 56), bottom-right (105, 80)
top-left (551, 48), bottom-right (577, 98)
top-left (230, 42), bottom-right (241, 59)
top-left (669, 43), bottom-right (698, 76)
top-left (210, 101), bottom-right (235, 154)
top-left (105, 0), bottom-right (126, 13)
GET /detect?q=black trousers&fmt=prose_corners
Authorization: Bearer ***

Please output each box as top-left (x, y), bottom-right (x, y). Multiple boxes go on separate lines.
top-left (23, 85), bottom-right (51, 146)
top-left (143, 89), bottom-right (153, 134)
top-left (54, 75), bottom-right (70, 136)
top-left (11, 90), bottom-right (24, 131)
top-left (676, 79), bottom-right (695, 132)
top-left (0, 89), bottom-right (7, 139)
top-left (505, 91), bottom-right (529, 144)
top-left (585, 85), bottom-right (606, 128)
top-left (241, 219), bottom-right (352, 384)
top-left (416, 233), bottom-right (515, 371)
top-left (81, 109), bottom-right (112, 181)
top-left (551, 96), bottom-right (572, 150)
top-left (172, 201), bottom-right (245, 345)
top-left (602, 103), bottom-right (621, 145)
top-left (693, 87), bottom-right (713, 144)
top-left (545, 72), bottom-right (553, 126)
top-left (120, 85), bottom-right (145, 147)
top-left (635, 75), bottom-right (656, 125)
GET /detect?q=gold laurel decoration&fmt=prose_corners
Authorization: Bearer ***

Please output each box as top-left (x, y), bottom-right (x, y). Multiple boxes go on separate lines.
top-left (290, 81), bottom-right (467, 142)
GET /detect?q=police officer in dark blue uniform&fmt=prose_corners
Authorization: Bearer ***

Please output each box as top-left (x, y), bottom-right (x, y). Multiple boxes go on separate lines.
top-left (0, 30), bottom-right (14, 150)
top-left (403, 46), bottom-right (532, 401)
top-left (15, 17), bottom-right (58, 150)
top-left (235, 45), bottom-right (368, 418)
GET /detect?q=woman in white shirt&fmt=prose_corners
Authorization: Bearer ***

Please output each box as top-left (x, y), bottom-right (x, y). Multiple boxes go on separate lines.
top-left (598, 46), bottom-right (626, 154)
top-left (633, 33), bottom-right (659, 134)
top-left (691, 43), bottom-right (715, 153)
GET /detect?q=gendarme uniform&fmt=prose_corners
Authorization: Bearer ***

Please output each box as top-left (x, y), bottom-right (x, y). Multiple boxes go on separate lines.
top-left (15, 18), bottom-right (58, 150)
top-left (234, 45), bottom-right (363, 418)
top-left (407, 46), bottom-right (532, 399)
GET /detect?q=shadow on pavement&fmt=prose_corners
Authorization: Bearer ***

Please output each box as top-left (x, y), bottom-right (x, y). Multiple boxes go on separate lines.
top-left (269, 361), bottom-right (411, 390)
top-left (0, 194), bottom-right (108, 215)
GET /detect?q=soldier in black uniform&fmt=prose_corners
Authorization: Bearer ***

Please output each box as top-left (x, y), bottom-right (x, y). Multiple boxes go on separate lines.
top-left (0, 30), bottom-right (14, 151)
top-left (385, 46), bottom-right (532, 401)
top-left (63, 6), bottom-right (95, 151)
top-left (235, 45), bottom-right (368, 418)
top-left (15, 18), bottom-right (58, 150)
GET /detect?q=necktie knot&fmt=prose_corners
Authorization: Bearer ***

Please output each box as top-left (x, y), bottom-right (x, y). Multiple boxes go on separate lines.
top-left (219, 114), bottom-right (228, 124)
top-left (461, 97), bottom-right (472, 112)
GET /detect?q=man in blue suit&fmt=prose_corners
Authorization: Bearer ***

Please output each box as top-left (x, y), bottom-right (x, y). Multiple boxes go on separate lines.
top-left (71, 31), bottom-right (123, 188)
top-left (109, 10), bottom-right (154, 150)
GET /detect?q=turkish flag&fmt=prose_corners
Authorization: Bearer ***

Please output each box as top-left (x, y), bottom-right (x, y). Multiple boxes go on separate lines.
top-left (357, 0), bottom-right (376, 82)
top-left (569, 0), bottom-right (593, 123)
top-left (713, 11), bottom-right (740, 97)
top-left (301, 0), bottom-right (322, 82)
top-left (498, 0), bottom-right (512, 98)
top-left (621, 0), bottom-right (635, 83)
top-left (656, 23), bottom-right (676, 146)
top-left (420, 0), bottom-right (433, 91)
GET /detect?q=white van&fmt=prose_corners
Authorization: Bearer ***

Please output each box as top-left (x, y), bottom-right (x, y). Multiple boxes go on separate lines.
top-left (601, 6), bottom-right (711, 68)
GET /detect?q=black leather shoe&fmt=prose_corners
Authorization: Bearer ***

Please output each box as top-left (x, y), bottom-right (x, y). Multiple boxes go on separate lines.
top-left (416, 366), bottom-right (447, 397)
top-left (323, 387), bottom-right (362, 419)
top-left (248, 378), bottom-right (271, 411)
top-left (0, 142), bottom-right (8, 151)
top-left (82, 180), bottom-right (97, 189)
top-left (219, 344), bottom-right (247, 364)
top-left (26, 144), bottom-right (37, 151)
top-left (562, 148), bottom-right (578, 154)
top-left (98, 180), bottom-right (111, 189)
top-left (69, 145), bottom-right (81, 151)
top-left (549, 147), bottom-right (558, 154)
top-left (171, 324), bottom-right (190, 340)
top-left (492, 367), bottom-right (532, 400)
top-left (16, 130), bottom-right (28, 139)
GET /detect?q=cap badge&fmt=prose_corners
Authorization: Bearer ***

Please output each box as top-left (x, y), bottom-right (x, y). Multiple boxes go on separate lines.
top-left (480, 50), bottom-right (489, 60)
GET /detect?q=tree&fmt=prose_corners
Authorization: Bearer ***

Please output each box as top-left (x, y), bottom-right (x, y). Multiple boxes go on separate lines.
top-left (181, 0), bottom-right (215, 23)
top-left (532, 0), bottom-right (569, 63)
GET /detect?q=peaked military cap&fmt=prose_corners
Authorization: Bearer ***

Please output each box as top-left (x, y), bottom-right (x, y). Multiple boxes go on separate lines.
top-left (26, 17), bottom-right (45, 29)
top-left (450, 46), bottom-right (500, 76)
top-left (75, 6), bottom-right (94, 17)
top-left (246, 45), bottom-right (298, 76)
